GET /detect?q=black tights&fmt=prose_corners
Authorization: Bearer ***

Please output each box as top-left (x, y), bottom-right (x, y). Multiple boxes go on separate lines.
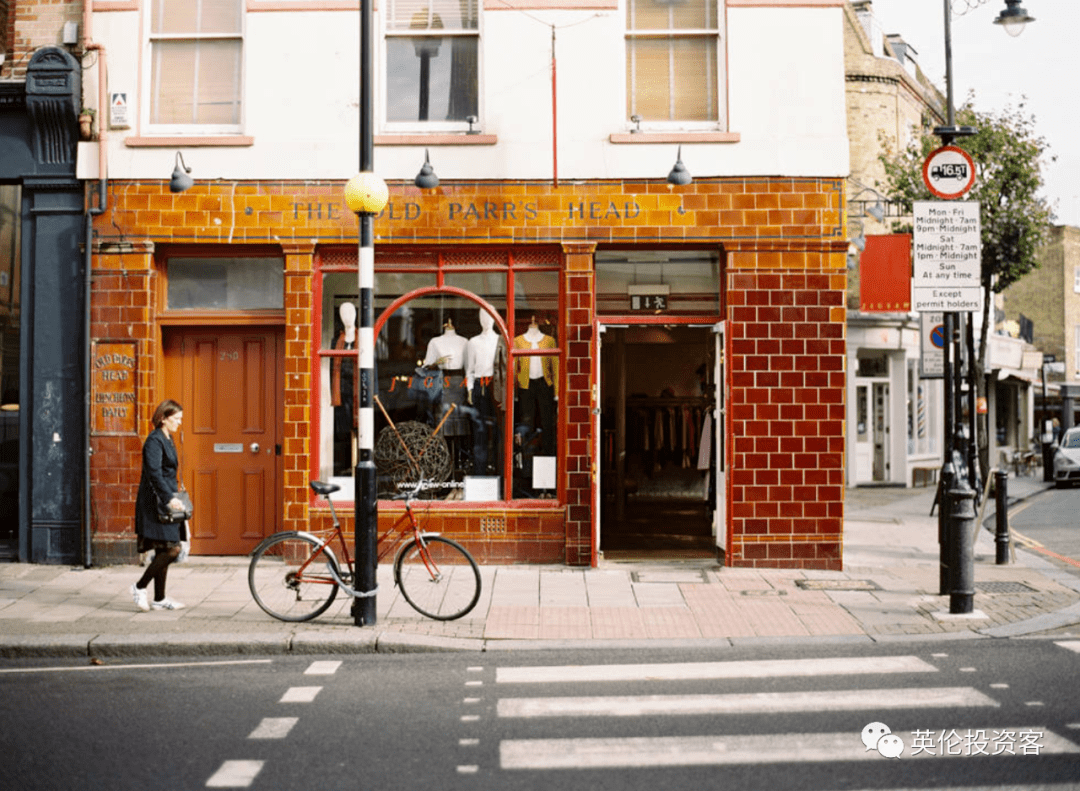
top-left (136, 545), bottom-right (180, 601)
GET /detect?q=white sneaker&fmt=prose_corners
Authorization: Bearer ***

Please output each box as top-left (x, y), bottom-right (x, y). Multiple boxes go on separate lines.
top-left (151, 598), bottom-right (185, 611)
top-left (130, 584), bottom-right (150, 612)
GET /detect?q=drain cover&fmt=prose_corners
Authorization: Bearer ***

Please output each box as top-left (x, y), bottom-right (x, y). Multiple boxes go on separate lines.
top-left (795, 579), bottom-right (881, 591)
top-left (631, 570), bottom-right (710, 584)
top-left (975, 581), bottom-right (1037, 593)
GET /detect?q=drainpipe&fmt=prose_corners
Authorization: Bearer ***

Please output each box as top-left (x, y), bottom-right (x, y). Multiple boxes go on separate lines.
top-left (82, 2), bottom-right (108, 568)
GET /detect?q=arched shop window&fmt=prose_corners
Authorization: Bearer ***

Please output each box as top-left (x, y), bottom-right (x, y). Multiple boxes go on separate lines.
top-left (315, 248), bottom-right (561, 502)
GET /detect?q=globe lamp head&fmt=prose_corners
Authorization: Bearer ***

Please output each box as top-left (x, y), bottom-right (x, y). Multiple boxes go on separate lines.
top-left (344, 172), bottom-right (390, 215)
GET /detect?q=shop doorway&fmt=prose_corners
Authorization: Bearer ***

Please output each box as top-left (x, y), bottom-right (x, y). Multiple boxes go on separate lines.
top-left (854, 380), bottom-right (891, 483)
top-left (598, 325), bottom-right (722, 560)
top-left (163, 327), bottom-right (284, 555)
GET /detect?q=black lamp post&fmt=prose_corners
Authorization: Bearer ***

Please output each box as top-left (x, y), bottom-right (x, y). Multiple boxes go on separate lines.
top-left (935, 0), bottom-right (1034, 615)
top-left (343, 0), bottom-right (389, 627)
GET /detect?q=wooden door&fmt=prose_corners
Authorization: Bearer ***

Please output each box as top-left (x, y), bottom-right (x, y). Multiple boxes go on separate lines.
top-left (163, 328), bottom-right (284, 555)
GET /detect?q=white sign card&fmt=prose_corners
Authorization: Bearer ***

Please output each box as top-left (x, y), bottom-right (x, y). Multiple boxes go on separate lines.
top-left (912, 201), bottom-right (982, 313)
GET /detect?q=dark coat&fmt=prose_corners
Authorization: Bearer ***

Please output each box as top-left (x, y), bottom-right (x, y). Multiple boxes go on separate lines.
top-left (135, 428), bottom-right (182, 544)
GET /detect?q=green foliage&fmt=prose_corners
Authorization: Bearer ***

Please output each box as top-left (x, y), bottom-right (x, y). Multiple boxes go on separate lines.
top-left (879, 98), bottom-right (1054, 292)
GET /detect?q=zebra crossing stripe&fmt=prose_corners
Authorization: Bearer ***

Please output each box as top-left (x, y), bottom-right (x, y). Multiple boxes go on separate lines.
top-left (497, 686), bottom-right (998, 718)
top-left (205, 760), bottom-right (264, 787)
top-left (1055, 640), bottom-right (1080, 654)
top-left (500, 729), bottom-right (1080, 770)
top-left (496, 655), bottom-right (936, 684)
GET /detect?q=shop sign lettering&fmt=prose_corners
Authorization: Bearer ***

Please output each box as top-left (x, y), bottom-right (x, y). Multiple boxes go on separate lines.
top-left (292, 199), bottom-right (644, 224)
top-left (92, 341), bottom-right (137, 435)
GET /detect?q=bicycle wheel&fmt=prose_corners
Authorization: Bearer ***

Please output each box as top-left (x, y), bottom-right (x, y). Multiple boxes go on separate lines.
top-left (394, 535), bottom-right (481, 621)
top-left (249, 533), bottom-right (340, 622)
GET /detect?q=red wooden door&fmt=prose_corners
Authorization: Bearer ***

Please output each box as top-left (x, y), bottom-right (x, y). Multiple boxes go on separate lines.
top-left (164, 328), bottom-right (284, 555)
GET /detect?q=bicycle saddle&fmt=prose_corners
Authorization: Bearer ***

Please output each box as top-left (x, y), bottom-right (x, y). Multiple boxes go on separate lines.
top-left (309, 480), bottom-right (340, 496)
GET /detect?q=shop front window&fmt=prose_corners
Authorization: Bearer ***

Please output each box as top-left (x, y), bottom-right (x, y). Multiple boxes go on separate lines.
top-left (0, 185), bottom-right (20, 559)
top-left (316, 249), bottom-right (561, 503)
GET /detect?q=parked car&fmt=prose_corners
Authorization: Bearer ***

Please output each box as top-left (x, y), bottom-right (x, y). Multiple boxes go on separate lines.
top-left (1053, 427), bottom-right (1080, 488)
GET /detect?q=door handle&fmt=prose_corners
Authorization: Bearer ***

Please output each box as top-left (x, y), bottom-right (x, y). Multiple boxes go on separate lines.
top-left (250, 443), bottom-right (260, 454)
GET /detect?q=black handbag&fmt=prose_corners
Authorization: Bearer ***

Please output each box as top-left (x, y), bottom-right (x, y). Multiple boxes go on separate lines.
top-left (158, 490), bottom-right (193, 523)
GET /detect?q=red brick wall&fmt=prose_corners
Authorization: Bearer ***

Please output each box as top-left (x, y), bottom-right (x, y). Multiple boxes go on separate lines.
top-left (726, 262), bottom-right (847, 569)
top-left (3, 0), bottom-right (82, 81)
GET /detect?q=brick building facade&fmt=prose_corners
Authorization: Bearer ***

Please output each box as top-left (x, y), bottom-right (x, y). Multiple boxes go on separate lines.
top-left (88, 176), bottom-right (848, 569)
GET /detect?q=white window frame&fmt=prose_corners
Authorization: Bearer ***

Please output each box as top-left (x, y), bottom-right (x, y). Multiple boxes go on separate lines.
top-left (1075, 325), bottom-right (1080, 375)
top-left (624, 0), bottom-right (727, 133)
top-left (142, 0), bottom-right (246, 135)
top-left (381, 0), bottom-right (482, 134)
top-left (1073, 265), bottom-right (1080, 294)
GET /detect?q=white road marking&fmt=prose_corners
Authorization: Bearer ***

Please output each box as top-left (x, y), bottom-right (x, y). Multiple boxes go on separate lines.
top-left (248, 717), bottom-right (299, 739)
top-left (498, 687), bottom-right (998, 718)
top-left (205, 760), bottom-right (264, 787)
top-left (0, 659), bottom-right (273, 675)
top-left (280, 686), bottom-right (322, 703)
top-left (1056, 640), bottom-right (1080, 654)
top-left (500, 728), bottom-right (1080, 770)
top-left (305, 660), bottom-right (342, 675)
top-left (461, 714), bottom-right (481, 722)
top-left (496, 656), bottom-right (937, 685)
top-left (991, 683), bottom-right (1009, 688)
top-left (456, 765), bottom-right (479, 774)
top-left (466, 680), bottom-right (484, 686)
top-left (460, 738), bottom-right (480, 746)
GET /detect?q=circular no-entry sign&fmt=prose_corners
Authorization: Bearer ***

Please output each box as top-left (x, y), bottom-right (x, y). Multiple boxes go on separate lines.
top-left (922, 145), bottom-right (976, 199)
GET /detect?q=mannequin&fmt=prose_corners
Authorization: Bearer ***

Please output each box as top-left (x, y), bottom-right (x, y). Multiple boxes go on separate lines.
top-left (513, 315), bottom-right (557, 457)
top-left (466, 309), bottom-right (506, 475)
top-left (423, 316), bottom-right (469, 439)
top-left (331, 302), bottom-right (358, 474)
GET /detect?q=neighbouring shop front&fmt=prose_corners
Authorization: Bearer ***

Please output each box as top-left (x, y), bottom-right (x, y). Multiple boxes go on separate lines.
top-left (89, 177), bottom-right (848, 569)
top-left (1, 48), bottom-right (86, 564)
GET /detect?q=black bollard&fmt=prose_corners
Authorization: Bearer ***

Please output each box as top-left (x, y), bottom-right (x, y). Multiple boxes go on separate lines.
top-left (994, 470), bottom-right (1010, 565)
top-left (949, 487), bottom-right (976, 614)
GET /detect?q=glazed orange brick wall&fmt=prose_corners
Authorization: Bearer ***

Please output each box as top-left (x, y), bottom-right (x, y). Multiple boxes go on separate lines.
top-left (93, 177), bottom-right (846, 569)
top-left (87, 242), bottom-right (160, 563)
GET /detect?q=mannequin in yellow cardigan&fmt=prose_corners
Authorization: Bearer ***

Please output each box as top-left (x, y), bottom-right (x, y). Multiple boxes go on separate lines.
top-left (513, 315), bottom-right (557, 456)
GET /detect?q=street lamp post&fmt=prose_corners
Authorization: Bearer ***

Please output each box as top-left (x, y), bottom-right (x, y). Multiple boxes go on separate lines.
top-left (936, 0), bottom-right (1035, 614)
top-left (343, 0), bottom-right (389, 627)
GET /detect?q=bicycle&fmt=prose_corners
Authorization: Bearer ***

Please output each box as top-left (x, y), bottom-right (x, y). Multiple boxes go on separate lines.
top-left (248, 477), bottom-right (481, 622)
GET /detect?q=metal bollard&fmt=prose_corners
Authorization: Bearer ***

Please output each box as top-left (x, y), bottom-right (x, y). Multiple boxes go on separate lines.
top-left (994, 470), bottom-right (1010, 565)
top-left (948, 487), bottom-right (976, 614)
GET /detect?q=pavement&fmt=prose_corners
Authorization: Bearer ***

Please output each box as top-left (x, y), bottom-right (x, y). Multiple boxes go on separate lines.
top-left (3, 473), bottom-right (1080, 659)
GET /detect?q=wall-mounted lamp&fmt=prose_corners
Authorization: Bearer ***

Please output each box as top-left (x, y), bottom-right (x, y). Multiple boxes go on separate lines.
top-left (414, 149), bottom-right (440, 189)
top-left (630, 114), bottom-right (642, 133)
top-left (867, 201), bottom-right (886, 222)
top-left (993, 0), bottom-right (1035, 36)
top-left (169, 151), bottom-right (193, 193)
top-left (666, 145), bottom-right (692, 185)
top-left (466, 115), bottom-right (480, 135)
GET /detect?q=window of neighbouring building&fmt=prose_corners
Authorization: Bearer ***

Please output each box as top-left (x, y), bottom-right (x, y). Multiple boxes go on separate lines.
top-left (147, 0), bottom-right (243, 130)
top-left (384, 0), bottom-right (479, 128)
top-left (316, 248), bottom-right (561, 503)
top-left (626, 0), bottom-right (725, 127)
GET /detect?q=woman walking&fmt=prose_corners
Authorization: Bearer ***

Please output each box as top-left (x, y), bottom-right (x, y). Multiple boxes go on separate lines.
top-left (130, 399), bottom-right (187, 611)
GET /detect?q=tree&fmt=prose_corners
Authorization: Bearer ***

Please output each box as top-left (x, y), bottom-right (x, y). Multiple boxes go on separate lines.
top-left (879, 98), bottom-right (1054, 484)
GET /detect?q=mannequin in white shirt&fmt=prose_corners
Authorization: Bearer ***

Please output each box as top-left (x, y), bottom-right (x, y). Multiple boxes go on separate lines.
top-left (423, 317), bottom-right (469, 439)
top-left (466, 309), bottom-right (505, 475)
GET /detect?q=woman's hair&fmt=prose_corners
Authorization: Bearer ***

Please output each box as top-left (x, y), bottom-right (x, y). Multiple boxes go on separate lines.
top-left (151, 399), bottom-right (183, 429)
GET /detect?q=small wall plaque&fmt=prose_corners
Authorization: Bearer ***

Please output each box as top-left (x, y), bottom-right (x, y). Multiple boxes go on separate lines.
top-left (91, 341), bottom-right (137, 435)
